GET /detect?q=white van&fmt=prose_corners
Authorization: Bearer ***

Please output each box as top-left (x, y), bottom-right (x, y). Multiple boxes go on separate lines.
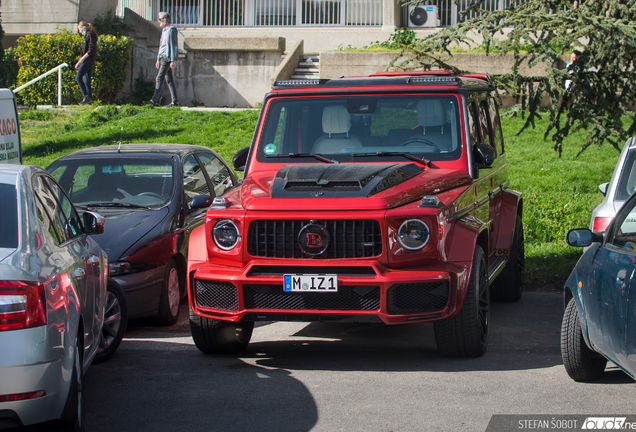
top-left (0, 89), bottom-right (21, 164)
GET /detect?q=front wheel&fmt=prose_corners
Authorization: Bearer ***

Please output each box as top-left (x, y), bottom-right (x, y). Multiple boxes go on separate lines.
top-left (61, 337), bottom-right (84, 432)
top-left (434, 245), bottom-right (490, 357)
top-left (155, 259), bottom-right (180, 326)
top-left (189, 309), bottom-right (254, 354)
top-left (561, 298), bottom-right (607, 381)
top-left (93, 284), bottom-right (128, 364)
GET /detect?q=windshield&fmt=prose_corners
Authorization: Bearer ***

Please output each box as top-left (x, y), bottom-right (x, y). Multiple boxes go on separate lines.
top-left (256, 95), bottom-right (462, 163)
top-left (48, 157), bottom-right (176, 208)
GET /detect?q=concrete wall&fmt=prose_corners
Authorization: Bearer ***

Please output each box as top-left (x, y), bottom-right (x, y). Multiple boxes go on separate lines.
top-left (2, 0), bottom-right (119, 43)
top-left (124, 10), bottom-right (285, 107)
top-left (319, 51), bottom-right (560, 80)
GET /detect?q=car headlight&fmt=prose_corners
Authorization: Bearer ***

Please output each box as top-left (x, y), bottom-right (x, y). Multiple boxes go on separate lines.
top-left (396, 219), bottom-right (430, 251)
top-left (109, 261), bottom-right (131, 276)
top-left (213, 219), bottom-right (240, 251)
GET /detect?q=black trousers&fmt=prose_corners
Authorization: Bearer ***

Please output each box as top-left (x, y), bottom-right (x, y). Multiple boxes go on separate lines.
top-left (151, 58), bottom-right (178, 104)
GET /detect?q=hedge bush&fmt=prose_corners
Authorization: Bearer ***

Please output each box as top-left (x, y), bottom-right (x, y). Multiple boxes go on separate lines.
top-left (14, 29), bottom-right (132, 106)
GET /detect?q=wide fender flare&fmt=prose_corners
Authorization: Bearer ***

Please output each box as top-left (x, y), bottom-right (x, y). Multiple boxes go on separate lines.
top-left (495, 189), bottom-right (523, 251)
top-left (446, 215), bottom-right (489, 308)
top-left (187, 224), bottom-right (207, 274)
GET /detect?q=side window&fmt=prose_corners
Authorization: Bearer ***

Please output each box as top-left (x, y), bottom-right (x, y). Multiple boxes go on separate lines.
top-left (478, 99), bottom-right (495, 150)
top-left (468, 101), bottom-right (482, 146)
top-left (489, 97), bottom-right (505, 155)
top-left (33, 175), bottom-right (71, 244)
top-left (610, 200), bottom-right (636, 249)
top-left (197, 153), bottom-right (233, 197)
top-left (183, 155), bottom-right (210, 205)
top-left (46, 178), bottom-right (83, 239)
top-left (34, 194), bottom-right (60, 244)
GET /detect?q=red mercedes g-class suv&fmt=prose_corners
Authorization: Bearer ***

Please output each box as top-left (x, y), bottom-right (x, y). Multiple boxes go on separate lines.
top-left (187, 71), bottom-right (523, 357)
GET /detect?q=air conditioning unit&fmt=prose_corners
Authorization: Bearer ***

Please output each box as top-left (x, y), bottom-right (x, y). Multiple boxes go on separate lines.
top-left (407, 5), bottom-right (439, 28)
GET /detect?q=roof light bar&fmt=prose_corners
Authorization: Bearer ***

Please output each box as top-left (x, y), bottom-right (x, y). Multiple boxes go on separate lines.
top-left (407, 76), bottom-right (459, 83)
top-left (274, 79), bottom-right (324, 87)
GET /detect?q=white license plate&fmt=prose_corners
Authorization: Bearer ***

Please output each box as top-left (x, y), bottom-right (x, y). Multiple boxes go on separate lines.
top-left (283, 274), bottom-right (338, 292)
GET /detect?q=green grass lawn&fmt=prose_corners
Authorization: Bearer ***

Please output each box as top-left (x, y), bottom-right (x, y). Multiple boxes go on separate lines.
top-left (19, 104), bottom-right (621, 289)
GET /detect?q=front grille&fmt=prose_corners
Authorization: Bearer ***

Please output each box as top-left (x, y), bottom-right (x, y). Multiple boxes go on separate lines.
top-left (194, 279), bottom-right (239, 311)
top-left (244, 284), bottom-right (381, 311)
top-left (247, 220), bottom-right (382, 259)
top-left (387, 281), bottom-right (449, 315)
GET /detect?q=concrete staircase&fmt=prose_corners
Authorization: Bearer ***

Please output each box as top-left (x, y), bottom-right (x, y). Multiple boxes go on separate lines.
top-left (291, 55), bottom-right (320, 79)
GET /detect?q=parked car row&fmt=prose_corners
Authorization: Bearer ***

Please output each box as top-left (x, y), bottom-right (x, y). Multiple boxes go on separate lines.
top-left (0, 115), bottom-right (238, 428)
top-left (562, 136), bottom-right (636, 383)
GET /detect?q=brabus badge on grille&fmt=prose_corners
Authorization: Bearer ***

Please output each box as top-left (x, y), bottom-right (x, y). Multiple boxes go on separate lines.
top-left (298, 223), bottom-right (330, 256)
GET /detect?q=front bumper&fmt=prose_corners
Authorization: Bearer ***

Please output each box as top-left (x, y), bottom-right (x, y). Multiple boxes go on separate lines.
top-left (189, 260), bottom-right (469, 325)
top-left (111, 264), bottom-right (166, 319)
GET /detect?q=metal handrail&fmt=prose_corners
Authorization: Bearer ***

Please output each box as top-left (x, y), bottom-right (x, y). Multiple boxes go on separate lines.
top-left (13, 63), bottom-right (69, 106)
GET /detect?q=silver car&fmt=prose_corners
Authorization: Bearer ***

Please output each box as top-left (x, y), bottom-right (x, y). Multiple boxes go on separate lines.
top-left (0, 165), bottom-right (108, 430)
top-left (591, 137), bottom-right (636, 232)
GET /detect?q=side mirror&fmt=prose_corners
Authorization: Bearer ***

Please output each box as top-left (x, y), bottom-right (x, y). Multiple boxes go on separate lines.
top-left (566, 228), bottom-right (603, 247)
top-left (473, 143), bottom-right (495, 168)
top-left (191, 194), bottom-right (213, 210)
top-left (233, 147), bottom-right (250, 172)
top-left (83, 211), bottom-right (105, 235)
top-left (599, 182), bottom-right (609, 196)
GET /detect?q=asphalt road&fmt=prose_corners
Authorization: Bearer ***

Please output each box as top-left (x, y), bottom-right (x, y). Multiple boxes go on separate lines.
top-left (20, 292), bottom-right (636, 432)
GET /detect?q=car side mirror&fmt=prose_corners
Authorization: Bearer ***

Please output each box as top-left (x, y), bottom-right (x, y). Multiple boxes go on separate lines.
top-left (233, 147), bottom-right (249, 172)
top-left (83, 211), bottom-right (105, 235)
top-left (566, 228), bottom-right (604, 247)
top-left (473, 143), bottom-right (495, 168)
top-left (599, 182), bottom-right (609, 196)
top-left (191, 194), bottom-right (213, 210)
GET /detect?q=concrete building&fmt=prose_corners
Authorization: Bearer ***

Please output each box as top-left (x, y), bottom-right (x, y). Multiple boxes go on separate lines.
top-left (2, 0), bottom-right (119, 47)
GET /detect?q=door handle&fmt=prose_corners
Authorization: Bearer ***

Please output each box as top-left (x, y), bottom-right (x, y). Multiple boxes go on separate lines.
top-left (72, 268), bottom-right (86, 279)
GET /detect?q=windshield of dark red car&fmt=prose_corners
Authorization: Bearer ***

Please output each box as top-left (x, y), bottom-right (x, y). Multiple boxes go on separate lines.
top-left (256, 94), bottom-right (462, 163)
top-left (48, 158), bottom-right (176, 208)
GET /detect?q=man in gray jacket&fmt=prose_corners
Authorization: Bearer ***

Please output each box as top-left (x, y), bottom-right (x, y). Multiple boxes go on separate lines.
top-left (143, 11), bottom-right (179, 107)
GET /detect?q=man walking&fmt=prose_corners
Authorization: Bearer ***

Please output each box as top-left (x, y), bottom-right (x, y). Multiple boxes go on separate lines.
top-left (143, 12), bottom-right (179, 107)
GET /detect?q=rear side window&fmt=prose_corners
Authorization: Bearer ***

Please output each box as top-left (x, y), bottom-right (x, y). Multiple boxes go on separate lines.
top-left (0, 183), bottom-right (18, 248)
top-left (616, 149), bottom-right (636, 201)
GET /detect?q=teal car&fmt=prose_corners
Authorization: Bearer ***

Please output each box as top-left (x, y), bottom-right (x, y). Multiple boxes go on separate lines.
top-left (563, 191), bottom-right (636, 382)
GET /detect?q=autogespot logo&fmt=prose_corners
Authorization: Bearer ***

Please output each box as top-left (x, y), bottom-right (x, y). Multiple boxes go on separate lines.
top-left (582, 418), bottom-right (628, 430)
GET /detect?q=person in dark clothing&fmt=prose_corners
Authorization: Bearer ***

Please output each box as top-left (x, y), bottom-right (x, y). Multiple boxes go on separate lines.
top-left (143, 12), bottom-right (179, 107)
top-left (75, 21), bottom-right (97, 105)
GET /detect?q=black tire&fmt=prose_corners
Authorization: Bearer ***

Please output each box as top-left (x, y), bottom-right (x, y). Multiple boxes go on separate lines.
top-left (189, 308), bottom-right (254, 354)
top-left (561, 298), bottom-right (607, 381)
top-left (491, 214), bottom-right (524, 302)
top-left (155, 259), bottom-right (181, 326)
top-left (93, 284), bottom-right (128, 364)
top-left (61, 337), bottom-right (84, 432)
top-left (434, 245), bottom-right (490, 357)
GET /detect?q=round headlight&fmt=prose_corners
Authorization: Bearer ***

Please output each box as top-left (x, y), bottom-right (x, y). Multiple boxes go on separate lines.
top-left (213, 219), bottom-right (240, 251)
top-left (397, 219), bottom-right (431, 251)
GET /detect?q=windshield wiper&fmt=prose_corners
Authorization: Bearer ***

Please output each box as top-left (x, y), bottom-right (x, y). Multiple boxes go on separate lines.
top-left (265, 153), bottom-right (339, 164)
top-left (77, 202), bottom-right (151, 210)
top-left (351, 152), bottom-right (431, 167)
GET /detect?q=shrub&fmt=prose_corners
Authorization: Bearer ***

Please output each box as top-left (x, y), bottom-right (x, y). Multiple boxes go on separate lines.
top-left (0, 48), bottom-right (19, 89)
top-left (14, 30), bottom-right (132, 106)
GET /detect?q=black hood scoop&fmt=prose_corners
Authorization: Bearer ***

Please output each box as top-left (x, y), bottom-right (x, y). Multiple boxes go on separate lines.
top-left (270, 163), bottom-right (423, 198)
